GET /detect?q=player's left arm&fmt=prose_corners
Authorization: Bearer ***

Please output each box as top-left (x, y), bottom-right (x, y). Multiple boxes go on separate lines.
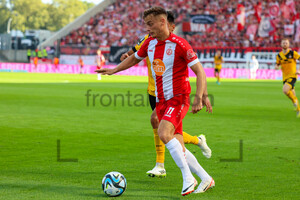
top-left (190, 62), bottom-right (212, 114)
top-left (294, 51), bottom-right (300, 75)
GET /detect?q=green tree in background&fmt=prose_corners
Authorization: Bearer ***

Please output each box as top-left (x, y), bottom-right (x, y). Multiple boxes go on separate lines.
top-left (0, 0), bottom-right (12, 33)
top-left (0, 0), bottom-right (94, 33)
top-left (46, 0), bottom-right (94, 31)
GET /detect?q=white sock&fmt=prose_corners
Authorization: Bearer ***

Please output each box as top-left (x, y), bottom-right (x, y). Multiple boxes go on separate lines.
top-left (156, 162), bottom-right (164, 168)
top-left (185, 148), bottom-right (211, 181)
top-left (97, 74), bottom-right (101, 80)
top-left (165, 138), bottom-right (193, 182)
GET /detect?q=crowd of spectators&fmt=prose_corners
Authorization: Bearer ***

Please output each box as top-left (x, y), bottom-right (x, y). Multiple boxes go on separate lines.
top-left (60, 0), bottom-right (300, 48)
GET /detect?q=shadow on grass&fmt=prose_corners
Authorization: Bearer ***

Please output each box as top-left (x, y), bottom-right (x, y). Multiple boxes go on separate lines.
top-left (0, 182), bottom-right (182, 200)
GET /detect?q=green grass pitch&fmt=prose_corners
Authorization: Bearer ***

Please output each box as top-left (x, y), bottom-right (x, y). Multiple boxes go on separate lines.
top-left (0, 72), bottom-right (299, 200)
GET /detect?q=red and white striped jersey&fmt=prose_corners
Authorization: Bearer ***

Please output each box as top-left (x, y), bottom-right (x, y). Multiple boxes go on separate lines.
top-left (96, 54), bottom-right (105, 67)
top-left (135, 33), bottom-right (199, 101)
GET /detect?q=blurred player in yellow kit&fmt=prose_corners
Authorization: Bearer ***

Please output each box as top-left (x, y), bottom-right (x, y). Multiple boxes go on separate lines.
top-left (120, 11), bottom-right (212, 177)
top-left (214, 50), bottom-right (223, 85)
top-left (275, 38), bottom-right (300, 118)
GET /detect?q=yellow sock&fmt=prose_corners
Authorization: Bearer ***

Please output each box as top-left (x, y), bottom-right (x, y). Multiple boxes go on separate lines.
top-left (183, 131), bottom-right (199, 145)
top-left (286, 90), bottom-right (298, 104)
top-left (153, 129), bottom-right (165, 163)
top-left (218, 76), bottom-right (220, 82)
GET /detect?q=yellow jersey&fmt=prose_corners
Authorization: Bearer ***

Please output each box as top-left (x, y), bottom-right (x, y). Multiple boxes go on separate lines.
top-left (214, 56), bottom-right (223, 70)
top-left (276, 49), bottom-right (300, 81)
top-left (133, 34), bottom-right (155, 97)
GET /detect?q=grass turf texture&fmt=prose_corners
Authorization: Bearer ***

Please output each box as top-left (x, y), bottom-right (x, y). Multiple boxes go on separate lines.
top-left (0, 72), bottom-right (299, 200)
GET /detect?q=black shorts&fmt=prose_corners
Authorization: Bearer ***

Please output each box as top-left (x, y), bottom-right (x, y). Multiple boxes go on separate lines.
top-left (214, 68), bottom-right (221, 73)
top-left (283, 78), bottom-right (297, 89)
top-left (148, 94), bottom-right (156, 111)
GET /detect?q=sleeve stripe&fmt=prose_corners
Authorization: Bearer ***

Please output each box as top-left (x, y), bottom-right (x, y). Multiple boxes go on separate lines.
top-left (134, 52), bottom-right (145, 60)
top-left (188, 59), bottom-right (200, 67)
top-left (132, 47), bottom-right (137, 53)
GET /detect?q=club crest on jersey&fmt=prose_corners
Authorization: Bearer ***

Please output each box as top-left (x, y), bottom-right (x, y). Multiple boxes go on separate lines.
top-left (153, 59), bottom-right (166, 76)
top-left (166, 48), bottom-right (173, 55)
top-left (187, 49), bottom-right (196, 60)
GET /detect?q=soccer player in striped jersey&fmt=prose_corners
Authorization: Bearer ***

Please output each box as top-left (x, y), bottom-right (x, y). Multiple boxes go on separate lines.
top-left (96, 7), bottom-right (214, 196)
top-left (275, 38), bottom-right (300, 117)
top-left (95, 49), bottom-right (105, 80)
top-left (120, 11), bottom-right (211, 179)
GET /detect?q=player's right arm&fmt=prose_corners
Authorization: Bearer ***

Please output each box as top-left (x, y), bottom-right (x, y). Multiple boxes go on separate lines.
top-left (97, 36), bottom-right (150, 75)
top-left (96, 54), bottom-right (141, 75)
top-left (275, 54), bottom-right (281, 70)
top-left (275, 64), bottom-right (280, 70)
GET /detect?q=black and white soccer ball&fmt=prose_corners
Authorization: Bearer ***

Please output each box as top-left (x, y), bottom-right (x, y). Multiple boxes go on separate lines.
top-left (102, 171), bottom-right (127, 197)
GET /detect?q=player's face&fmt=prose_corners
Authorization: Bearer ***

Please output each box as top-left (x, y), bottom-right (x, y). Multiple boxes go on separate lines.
top-left (144, 14), bottom-right (165, 38)
top-left (281, 40), bottom-right (289, 49)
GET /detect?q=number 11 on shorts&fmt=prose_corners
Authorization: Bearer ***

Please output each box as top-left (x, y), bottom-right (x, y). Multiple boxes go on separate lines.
top-left (165, 107), bottom-right (174, 117)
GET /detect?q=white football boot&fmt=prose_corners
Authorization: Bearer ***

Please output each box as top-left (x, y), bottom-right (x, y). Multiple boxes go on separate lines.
top-left (194, 177), bottom-right (215, 193)
top-left (197, 134), bottom-right (212, 158)
top-left (181, 178), bottom-right (197, 196)
top-left (146, 165), bottom-right (166, 178)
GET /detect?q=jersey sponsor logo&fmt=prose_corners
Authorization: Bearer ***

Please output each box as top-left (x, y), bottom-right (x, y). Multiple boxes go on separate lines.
top-left (153, 59), bottom-right (166, 76)
top-left (187, 49), bottom-right (196, 60)
top-left (166, 48), bottom-right (173, 55)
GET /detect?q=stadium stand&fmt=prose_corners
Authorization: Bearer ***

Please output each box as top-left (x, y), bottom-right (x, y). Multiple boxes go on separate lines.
top-left (60, 0), bottom-right (300, 48)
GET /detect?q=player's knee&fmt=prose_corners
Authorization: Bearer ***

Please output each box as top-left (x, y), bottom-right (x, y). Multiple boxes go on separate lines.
top-left (157, 128), bottom-right (174, 144)
top-left (283, 88), bottom-right (289, 95)
top-left (157, 132), bottom-right (168, 144)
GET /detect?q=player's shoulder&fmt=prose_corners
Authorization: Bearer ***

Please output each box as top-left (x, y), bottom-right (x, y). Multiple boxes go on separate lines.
top-left (142, 34), bottom-right (156, 45)
top-left (292, 49), bottom-right (300, 55)
top-left (277, 51), bottom-right (283, 59)
top-left (168, 33), bottom-right (191, 47)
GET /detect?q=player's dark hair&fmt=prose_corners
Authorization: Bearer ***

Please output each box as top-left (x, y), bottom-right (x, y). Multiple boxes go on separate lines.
top-left (167, 11), bottom-right (175, 24)
top-left (143, 7), bottom-right (167, 19)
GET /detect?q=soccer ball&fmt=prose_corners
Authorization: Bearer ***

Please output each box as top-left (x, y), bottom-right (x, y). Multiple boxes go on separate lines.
top-left (102, 171), bottom-right (127, 197)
